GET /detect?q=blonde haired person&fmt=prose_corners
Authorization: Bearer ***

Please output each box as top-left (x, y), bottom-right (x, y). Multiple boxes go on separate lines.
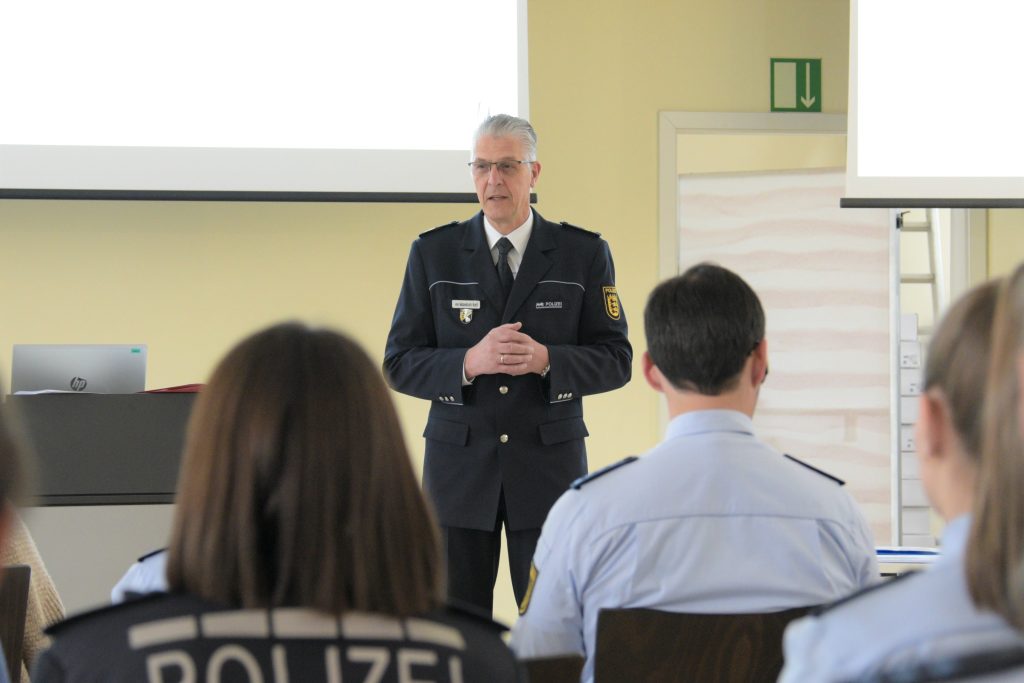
top-left (779, 278), bottom-right (1024, 681)
top-left (966, 263), bottom-right (1024, 650)
top-left (0, 390), bottom-right (27, 683)
top-left (33, 323), bottom-right (522, 682)
top-left (1, 516), bottom-right (64, 681)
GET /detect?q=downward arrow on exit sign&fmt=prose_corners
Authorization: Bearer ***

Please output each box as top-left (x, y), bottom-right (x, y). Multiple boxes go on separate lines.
top-left (771, 58), bottom-right (822, 112)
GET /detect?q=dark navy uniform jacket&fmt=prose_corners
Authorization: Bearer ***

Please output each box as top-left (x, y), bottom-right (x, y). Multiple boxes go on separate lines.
top-left (383, 210), bottom-right (632, 531)
top-left (33, 593), bottom-right (524, 682)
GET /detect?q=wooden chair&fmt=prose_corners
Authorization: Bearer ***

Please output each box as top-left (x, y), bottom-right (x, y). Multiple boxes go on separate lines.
top-left (0, 564), bottom-right (31, 683)
top-left (522, 654), bottom-right (585, 683)
top-left (593, 606), bottom-right (811, 683)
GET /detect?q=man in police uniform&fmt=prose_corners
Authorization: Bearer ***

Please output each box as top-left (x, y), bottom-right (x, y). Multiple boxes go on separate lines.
top-left (510, 264), bottom-right (877, 682)
top-left (383, 114), bottom-right (632, 615)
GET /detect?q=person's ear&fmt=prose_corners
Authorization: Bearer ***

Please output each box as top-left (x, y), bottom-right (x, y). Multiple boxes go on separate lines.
top-left (530, 160), bottom-right (541, 187)
top-left (750, 338), bottom-right (769, 386)
top-left (642, 352), bottom-right (666, 393)
top-left (915, 390), bottom-right (948, 462)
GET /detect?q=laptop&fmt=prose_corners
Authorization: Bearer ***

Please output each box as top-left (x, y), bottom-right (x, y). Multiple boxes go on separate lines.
top-left (11, 344), bottom-right (147, 394)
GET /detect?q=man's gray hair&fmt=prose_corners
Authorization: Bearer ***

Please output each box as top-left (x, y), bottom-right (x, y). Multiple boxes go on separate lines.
top-left (473, 114), bottom-right (538, 161)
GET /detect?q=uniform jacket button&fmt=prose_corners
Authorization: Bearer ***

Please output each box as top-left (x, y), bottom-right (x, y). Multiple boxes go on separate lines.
top-left (499, 385), bottom-right (509, 395)
top-left (499, 434), bottom-right (509, 444)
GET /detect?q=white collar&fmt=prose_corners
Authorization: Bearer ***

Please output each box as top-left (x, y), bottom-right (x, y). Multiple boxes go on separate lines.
top-left (483, 211), bottom-right (534, 255)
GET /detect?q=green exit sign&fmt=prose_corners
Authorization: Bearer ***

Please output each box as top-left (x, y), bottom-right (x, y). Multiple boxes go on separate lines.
top-left (771, 58), bottom-right (821, 112)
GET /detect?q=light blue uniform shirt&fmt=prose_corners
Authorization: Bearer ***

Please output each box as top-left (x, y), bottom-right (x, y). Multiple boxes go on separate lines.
top-left (110, 549), bottom-right (168, 603)
top-left (509, 409), bottom-right (878, 683)
top-left (779, 515), bottom-right (1024, 683)
top-left (0, 642), bottom-right (9, 683)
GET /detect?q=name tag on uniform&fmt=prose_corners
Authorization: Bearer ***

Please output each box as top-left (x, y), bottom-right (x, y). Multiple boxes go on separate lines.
top-left (535, 301), bottom-right (563, 310)
top-left (451, 300), bottom-right (481, 309)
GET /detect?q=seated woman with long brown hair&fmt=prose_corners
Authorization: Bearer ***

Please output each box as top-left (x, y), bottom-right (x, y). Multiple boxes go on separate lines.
top-left (32, 323), bottom-right (522, 681)
top-left (779, 277), bottom-right (1024, 682)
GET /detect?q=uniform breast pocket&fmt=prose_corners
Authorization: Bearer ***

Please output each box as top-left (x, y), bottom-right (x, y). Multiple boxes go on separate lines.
top-left (430, 282), bottom-right (495, 345)
top-left (523, 280), bottom-right (585, 343)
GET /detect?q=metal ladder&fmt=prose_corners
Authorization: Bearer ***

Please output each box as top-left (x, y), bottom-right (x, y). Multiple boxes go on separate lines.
top-left (896, 209), bottom-right (947, 547)
top-left (898, 209), bottom-right (946, 338)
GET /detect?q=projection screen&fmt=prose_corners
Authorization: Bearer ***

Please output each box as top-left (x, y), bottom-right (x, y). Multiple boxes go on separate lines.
top-left (844, 0), bottom-right (1024, 207)
top-left (0, 0), bottom-right (528, 200)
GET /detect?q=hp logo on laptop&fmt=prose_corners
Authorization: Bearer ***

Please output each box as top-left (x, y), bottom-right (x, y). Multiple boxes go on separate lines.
top-left (69, 377), bottom-right (88, 391)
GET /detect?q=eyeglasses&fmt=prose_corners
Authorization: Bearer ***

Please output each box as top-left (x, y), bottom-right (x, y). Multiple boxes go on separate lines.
top-left (468, 159), bottom-right (534, 177)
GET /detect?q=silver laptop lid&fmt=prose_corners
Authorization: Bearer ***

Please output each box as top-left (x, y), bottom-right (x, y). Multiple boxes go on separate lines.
top-left (11, 344), bottom-right (147, 394)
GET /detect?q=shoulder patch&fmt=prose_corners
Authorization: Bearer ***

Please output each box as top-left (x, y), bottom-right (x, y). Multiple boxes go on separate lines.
top-left (784, 454), bottom-right (845, 486)
top-left (418, 220), bottom-right (459, 238)
top-left (559, 221), bottom-right (601, 238)
top-left (137, 547), bottom-right (167, 563)
top-left (45, 592), bottom-right (170, 635)
top-left (571, 456), bottom-right (638, 489)
top-left (811, 571), bottom-right (918, 617)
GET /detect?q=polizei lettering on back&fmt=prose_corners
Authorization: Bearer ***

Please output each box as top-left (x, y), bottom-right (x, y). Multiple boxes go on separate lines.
top-left (132, 609), bottom-right (468, 683)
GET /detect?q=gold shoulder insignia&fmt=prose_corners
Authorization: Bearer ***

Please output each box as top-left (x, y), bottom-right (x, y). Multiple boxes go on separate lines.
top-left (603, 285), bottom-right (622, 320)
top-left (519, 562), bottom-right (539, 615)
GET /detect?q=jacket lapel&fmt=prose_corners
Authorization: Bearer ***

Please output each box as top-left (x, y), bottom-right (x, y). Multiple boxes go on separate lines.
top-left (503, 211), bottom-right (555, 322)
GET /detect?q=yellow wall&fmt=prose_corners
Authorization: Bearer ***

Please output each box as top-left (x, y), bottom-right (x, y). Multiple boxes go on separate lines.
top-left (529, 0), bottom-right (852, 460)
top-left (989, 209), bottom-right (1024, 277)
top-left (677, 134), bottom-right (847, 175)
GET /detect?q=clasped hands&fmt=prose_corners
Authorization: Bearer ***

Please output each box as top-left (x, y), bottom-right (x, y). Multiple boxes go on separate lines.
top-left (464, 322), bottom-right (549, 380)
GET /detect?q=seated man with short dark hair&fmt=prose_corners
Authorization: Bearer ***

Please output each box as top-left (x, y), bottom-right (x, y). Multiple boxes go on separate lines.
top-left (510, 263), bottom-right (878, 682)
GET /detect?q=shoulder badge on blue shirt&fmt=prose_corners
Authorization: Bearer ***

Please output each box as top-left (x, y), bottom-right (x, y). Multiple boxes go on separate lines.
top-left (571, 456), bottom-right (638, 489)
top-left (784, 454), bottom-right (845, 486)
top-left (559, 221), bottom-right (601, 238)
top-left (811, 571), bottom-right (917, 616)
top-left (419, 221), bottom-right (459, 238)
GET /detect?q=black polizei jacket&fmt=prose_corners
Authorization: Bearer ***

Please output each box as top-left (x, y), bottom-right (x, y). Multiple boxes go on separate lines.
top-left (34, 593), bottom-right (523, 682)
top-left (383, 210), bottom-right (632, 531)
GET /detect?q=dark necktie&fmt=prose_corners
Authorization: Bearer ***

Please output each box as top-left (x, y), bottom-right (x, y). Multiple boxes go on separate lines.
top-left (496, 237), bottom-right (514, 301)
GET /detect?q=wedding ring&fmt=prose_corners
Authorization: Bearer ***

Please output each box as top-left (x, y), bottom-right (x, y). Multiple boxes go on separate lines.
top-left (500, 354), bottom-right (505, 365)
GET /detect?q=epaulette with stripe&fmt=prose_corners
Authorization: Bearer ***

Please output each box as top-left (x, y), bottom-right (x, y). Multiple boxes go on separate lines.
top-left (784, 454), bottom-right (845, 486)
top-left (137, 547), bottom-right (166, 563)
top-left (571, 456), bottom-right (638, 489)
top-left (559, 221), bottom-right (601, 238)
top-left (419, 220), bottom-right (459, 238)
top-left (811, 571), bottom-right (917, 616)
top-left (45, 592), bottom-right (169, 635)
top-left (443, 599), bottom-right (509, 632)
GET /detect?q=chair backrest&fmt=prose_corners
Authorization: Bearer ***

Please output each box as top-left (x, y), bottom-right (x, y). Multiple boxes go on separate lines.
top-left (522, 654), bottom-right (585, 683)
top-left (594, 606), bottom-right (812, 683)
top-left (0, 564), bottom-right (31, 683)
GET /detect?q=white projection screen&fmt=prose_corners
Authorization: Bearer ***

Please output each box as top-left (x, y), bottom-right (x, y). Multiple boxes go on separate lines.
top-left (845, 0), bottom-right (1024, 207)
top-left (0, 0), bottom-right (528, 200)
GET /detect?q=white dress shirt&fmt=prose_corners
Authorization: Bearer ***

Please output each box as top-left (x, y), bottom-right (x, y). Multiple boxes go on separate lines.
top-left (483, 211), bottom-right (534, 277)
